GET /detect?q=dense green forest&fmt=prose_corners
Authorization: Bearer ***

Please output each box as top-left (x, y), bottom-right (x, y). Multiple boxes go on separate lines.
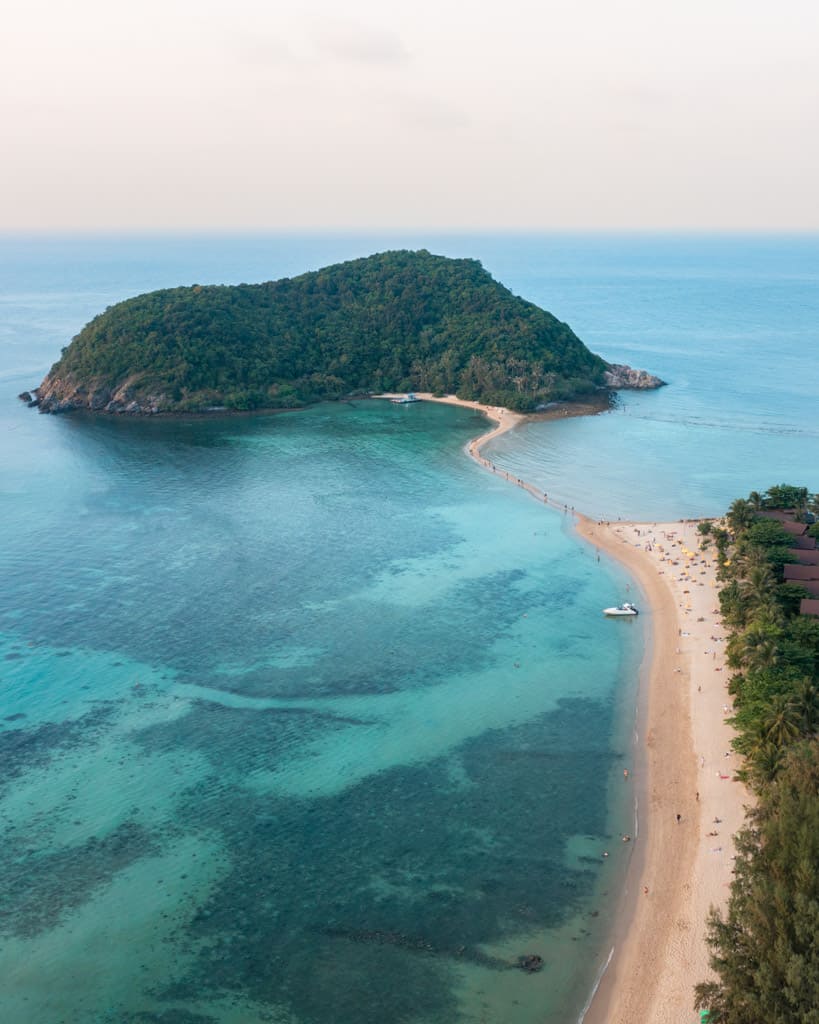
top-left (695, 484), bottom-right (819, 1023)
top-left (38, 250), bottom-right (613, 414)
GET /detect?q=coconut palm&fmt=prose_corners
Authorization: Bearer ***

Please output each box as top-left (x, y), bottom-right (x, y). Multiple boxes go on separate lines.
top-left (743, 740), bottom-right (783, 789)
top-left (791, 678), bottom-right (819, 736)
top-left (737, 547), bottom-right (771, 574)
top-left (737, 564), bottom-right (777, 611)
top-left (747, 490), bottom-right (766, 511)
top-left (727, 498), bottom-right (755, 533)
top-left (727, 622), bottom-right (782, 671)
top-left (761, 694), bottom-right (803, 748)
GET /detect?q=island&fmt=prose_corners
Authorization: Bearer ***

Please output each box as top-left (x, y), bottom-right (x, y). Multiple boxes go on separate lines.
top-left (31, 250), bottom-right (664, 415)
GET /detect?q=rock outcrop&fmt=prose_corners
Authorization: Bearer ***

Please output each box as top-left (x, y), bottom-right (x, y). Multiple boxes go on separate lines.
top-left (35, 376), bottom-right (168, 415)
top-left (603, 363), bottom-right (666, 390)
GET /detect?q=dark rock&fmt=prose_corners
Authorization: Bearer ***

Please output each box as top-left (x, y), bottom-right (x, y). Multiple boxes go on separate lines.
top-left (18, 391), bottom-right (32, 402)
top-left (517, 953), bottom-right (544, 973)
top-left (604, 363), bottom-right (666, 390)
top-left (88, 387), bottom-right (112, 410)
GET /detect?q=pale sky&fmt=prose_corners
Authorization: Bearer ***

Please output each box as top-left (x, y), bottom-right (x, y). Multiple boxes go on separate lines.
top-left (2, 0), bottom-right (818, 231)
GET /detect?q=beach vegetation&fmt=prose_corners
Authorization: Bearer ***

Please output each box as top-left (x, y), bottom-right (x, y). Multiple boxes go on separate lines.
top-left (696, 740), bottom-right (819, 1024)
top-left (696, 485), bottom-right (819, 1024)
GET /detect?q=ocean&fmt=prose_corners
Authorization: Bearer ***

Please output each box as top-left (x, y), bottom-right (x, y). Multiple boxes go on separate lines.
top-left (0, 234), bottom-right (816, 1023)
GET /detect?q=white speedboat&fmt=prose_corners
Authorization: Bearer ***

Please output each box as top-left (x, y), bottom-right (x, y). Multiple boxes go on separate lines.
top-left (603, 602), bottom-right (639, 617)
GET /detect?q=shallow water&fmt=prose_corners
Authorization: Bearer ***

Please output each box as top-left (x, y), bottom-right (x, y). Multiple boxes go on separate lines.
top-left (1, 343), bottom-right (640, 1021)
top-left (1, 233), bottom-right (815, 1023)
top-left (479, 235), bottom-right (819, 518)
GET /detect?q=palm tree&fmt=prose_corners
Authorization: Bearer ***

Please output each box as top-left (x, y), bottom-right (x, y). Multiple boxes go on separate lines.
top-left (727, 622), bottom-right (782, 671)
top-left (762, 694), bottom-right (803, 747)
top-left (747, 490), bottom-right (766, 511)
top-left (727, 498), bottom-right (755, 533)
top-left (737, 564), bottom-right (776, 610)
top-left (744, 740), bottom-right (783, 789)
top-left (791, 678), bottom-right (819, 736)
top-left (751, 596), bottom-right (786, 628)
top-left (737, 547), bottom-right (771, 574)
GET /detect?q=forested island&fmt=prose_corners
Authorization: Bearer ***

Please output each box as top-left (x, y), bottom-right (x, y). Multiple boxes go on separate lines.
top-left (695, 484), bottom-right (819, 1023)
top-left (30, 250), bottom-right (663, 415)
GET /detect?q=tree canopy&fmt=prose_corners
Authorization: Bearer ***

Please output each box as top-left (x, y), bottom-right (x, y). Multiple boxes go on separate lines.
top-left (696, 486), bottom-right (819, 1023)
top-left (39, 250), bottom-right (612, 414)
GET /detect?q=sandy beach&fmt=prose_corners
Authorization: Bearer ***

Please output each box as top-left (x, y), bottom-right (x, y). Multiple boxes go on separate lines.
top-left (577, 518), bottom-right (748, 1023)
top-left (419, 394), bottom-right (748, 1023)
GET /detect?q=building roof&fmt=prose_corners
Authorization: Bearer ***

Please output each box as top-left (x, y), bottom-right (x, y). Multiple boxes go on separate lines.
top-left (780, 520), bottom-right (809, 536)
top-left (758, 509), bottom-right (799, 522)
top-left (784, 564), bottom-right (819, 581)
top-left (801, 599), bottom-right (819, 617)
top-left (789, 548), bottom-right (819, 565)
top-left (792, 535), bottom-right (817, 550)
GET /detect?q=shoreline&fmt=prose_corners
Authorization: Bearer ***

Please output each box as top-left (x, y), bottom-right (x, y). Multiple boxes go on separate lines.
top-left (576, 518), bottom-right (748, 1022)
top-left (377, 392), bottom-right (607, 510)
top-left (420, 395), bottom-right (747, 1023)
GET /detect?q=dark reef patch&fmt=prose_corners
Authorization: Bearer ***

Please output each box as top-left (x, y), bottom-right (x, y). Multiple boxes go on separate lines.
top-left (175, 568), bottom-right (538, 701)
top-left (148, 698), bottom-right (613, 1024)
top-left (121, 1011), bottom-right (219, 1024)
top-left (0, 704), bottom-right (119, 797)
top-left (133, 701), bottom-right (360, 777)
top-left (0, 820), bottom-right (160, 938)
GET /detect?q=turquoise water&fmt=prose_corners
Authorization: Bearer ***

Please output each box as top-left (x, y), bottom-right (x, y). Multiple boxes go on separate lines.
top-left (479, 235), bottom-right (819, 518)
top-left (1, 234), bottom-right (816, 1023)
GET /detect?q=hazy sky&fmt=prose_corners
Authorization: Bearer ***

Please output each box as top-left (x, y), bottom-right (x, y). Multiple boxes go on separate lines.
top-left (3, 0), bottom-right (818, 231)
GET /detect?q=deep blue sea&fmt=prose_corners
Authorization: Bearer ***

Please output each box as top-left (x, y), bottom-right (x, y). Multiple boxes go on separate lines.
top-left (1, 235), bottom-right (816, 1024)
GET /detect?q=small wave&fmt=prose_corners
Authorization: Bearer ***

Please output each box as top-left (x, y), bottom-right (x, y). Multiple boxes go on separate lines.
top-left (621, 411), bottom-right (819, 438)
top-left (578, 944), bottom-right (615, 1023)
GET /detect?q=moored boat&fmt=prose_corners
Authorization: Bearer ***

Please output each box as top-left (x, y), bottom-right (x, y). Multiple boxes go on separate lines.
top-left (603, 602), bottom-right (639, 617)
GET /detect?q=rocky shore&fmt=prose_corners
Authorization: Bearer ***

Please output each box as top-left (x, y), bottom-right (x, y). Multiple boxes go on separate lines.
top-left (29, 362), bottom-right (665, 416)
top-left (603, 364), bottom-right (666, 389)
top-left (29, 377), bottom-right (168, 415)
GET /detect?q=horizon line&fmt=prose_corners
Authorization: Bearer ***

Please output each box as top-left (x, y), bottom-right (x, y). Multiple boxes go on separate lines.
top-left (3, 227), bottom-right (819, 239)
